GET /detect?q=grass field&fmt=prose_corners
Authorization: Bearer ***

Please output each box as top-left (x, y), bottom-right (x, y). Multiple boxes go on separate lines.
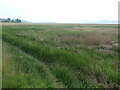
top-left (2, 23), bottom-right (119, 88)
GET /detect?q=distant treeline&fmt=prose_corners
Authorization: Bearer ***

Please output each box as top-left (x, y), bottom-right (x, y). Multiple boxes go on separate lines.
top-left (0, 18), bottom-right (22, 23)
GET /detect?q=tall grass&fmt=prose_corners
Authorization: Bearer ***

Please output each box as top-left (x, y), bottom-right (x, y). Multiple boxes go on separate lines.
top-left (3, 33), bottom-right (118, 87)
top-left (2, 24), bottom-right (119, 88)
top-left (2, 42), bottom-right (56, 88)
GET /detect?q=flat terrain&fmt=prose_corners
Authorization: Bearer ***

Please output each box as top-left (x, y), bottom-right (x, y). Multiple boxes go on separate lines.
top-left (2, 23), bottom-right (119, 88)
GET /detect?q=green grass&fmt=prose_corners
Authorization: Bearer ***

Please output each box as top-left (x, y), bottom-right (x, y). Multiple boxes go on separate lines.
top-left (2, 24), bottom-right (119, 88)
top-left (2, 42), bottom-right (57, 88)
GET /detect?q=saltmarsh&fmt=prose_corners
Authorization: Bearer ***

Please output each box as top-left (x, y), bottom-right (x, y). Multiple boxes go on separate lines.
top-left (2, 23), bottom-right (119, 88)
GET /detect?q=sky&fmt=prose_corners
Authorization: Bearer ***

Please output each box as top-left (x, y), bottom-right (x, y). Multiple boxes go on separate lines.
top-left (0, 0), bottom-right (119, 23)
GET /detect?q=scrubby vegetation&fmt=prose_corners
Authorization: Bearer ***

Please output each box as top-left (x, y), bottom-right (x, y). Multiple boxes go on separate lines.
top-left (2, 24), bottom-right (119, 88)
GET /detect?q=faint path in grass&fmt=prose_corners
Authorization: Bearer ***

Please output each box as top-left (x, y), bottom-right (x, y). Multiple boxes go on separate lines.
top-left (4, 42), bottom-right (64, 88)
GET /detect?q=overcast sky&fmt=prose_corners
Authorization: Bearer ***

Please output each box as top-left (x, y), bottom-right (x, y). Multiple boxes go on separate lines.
top-left (0, 0), bottom-right (119, 23)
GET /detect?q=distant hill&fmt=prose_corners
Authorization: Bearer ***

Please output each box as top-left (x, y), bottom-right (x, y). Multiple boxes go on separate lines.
top-left (1, 18), bottom-right (118, 24)
top-left (0, 18), bottom-right (7, 22)
top-left (84, 20), bottom-right (118, 24)
top-left (34, 21), bottom-right (56, 23)
top-left (20, 20), bottom-right (32, 23)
